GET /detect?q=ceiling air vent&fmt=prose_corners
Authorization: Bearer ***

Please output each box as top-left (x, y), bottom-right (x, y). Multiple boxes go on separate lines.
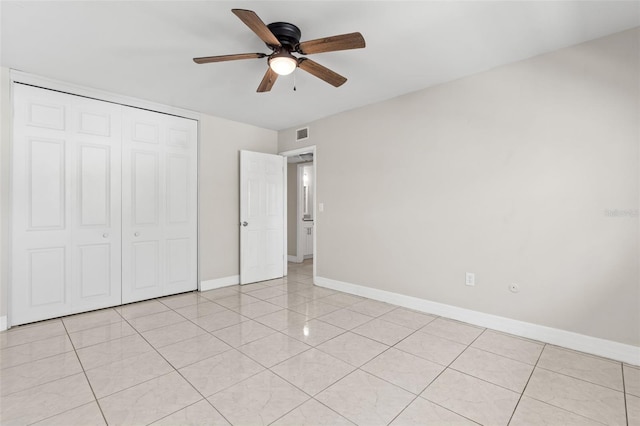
top-left (296, 127), bottom-right (309, 142)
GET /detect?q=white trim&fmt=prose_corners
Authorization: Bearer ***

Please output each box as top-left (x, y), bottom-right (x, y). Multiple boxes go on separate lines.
top-left (279, 146), bottom-right (317, 280)
top-left (282, 156), bottom-right (288, 275)
top-left (296, 163), bottom-right (305, 263)
top-left (288, 255), bottom-right (300, 263)
top-left (0, 316), bottom-right (7, 331)
top-left (10, 70), bottom-right (201, 121)
top-left (200, 275), bottom-right (239, 291)
top-left (314, 276), bottom-right (640, 366)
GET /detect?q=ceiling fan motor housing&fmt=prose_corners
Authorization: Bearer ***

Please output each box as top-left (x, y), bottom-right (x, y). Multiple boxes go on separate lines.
top-left (267, 22), bottom-right (302, 51)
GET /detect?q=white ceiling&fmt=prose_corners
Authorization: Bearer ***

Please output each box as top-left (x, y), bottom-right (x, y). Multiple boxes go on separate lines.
top-left (2, 1), bottom-right (638, 130)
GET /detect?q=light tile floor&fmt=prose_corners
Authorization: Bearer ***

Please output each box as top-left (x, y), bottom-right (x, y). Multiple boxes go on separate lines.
top-left (1, 260), bottom-right (638, 425)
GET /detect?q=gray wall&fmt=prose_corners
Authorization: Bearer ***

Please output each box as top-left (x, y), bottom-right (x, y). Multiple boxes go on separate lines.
top-left (0, 69), bottom-right (278, 319)
top-left (197, 115), bottom-right (278, 281)
top-left (279, 29), bottom-right (640, 346)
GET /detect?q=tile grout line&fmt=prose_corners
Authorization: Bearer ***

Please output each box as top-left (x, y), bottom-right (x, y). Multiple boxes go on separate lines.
top-left (9, 270), bottom-right (630, 426)
top-left (439, 333), bottom-right (543, 395)
top-left (194, 282), bottom-right (329, 424)
top-left (230, 297), bottom-right (410, 424)
top-left (385, 325), bottom-right (488, 425)
top-left (4, 290), bottom-right (453, 425)
top-left (260, 337), bottom-right (355, 425)
top-left (426, 328), bottom-right (489, 402)
top-left (503, 345), bottom-right (624, 426)
top-left (0, 340), bottom-right (76, 373)
top-left (622, 363), bottom-right (629, 426)
top-left (113, 304), bottom-right (237, 426)
top-left (533, 364), bottom-right (627, 393)
top-left (59, 319), bottom-right (109, 426)
top-left (5, 277), bottom-right (308, 422)
top-left (505, 341), bottom-right (546, 425)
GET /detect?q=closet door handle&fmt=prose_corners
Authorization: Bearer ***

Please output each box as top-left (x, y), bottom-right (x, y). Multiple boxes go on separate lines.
top-left (134, 232), bottom-right (140, 237)
top-left (102, 233), bottom-right (109, 238)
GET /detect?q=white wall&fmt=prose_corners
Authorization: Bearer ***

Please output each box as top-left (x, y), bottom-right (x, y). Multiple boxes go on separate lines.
top-left (279, 28), bottom-right (640, 347)
top-left (0, 68), bottom-right (278, 321)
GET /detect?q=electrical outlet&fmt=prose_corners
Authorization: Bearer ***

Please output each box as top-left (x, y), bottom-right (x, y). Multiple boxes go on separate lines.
top-left (509, 283), bottom-right (520, 293)
top-left (465, 272), bottom-right (475, 286)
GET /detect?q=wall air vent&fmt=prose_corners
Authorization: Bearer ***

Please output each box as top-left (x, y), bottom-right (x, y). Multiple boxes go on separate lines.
top-left (296, 127), bottom-right (309, 142)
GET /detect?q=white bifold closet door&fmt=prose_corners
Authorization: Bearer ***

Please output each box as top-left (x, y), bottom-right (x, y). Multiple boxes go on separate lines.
top-left (121, 107), bottom-right (198, 304)
top-left (11, 84), bottom-right (198, 326)
top-left (11, 84), bottom-right (123, 325)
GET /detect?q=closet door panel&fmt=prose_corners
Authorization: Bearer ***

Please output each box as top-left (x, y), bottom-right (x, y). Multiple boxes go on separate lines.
top-left (70, 96), bottom-right (122, 312)
top-left (12, 86), bottom-right (73, 324)
top-left (163, 115), bottom-right (198, 295)
top-left (27, 247), bottom-right (67, 307)
top-left (11, 84), bottom-right (122, 325)
top-left (78, 145), bottom-right (110, 226)
top-left (122, 108), bottom-right (197, 303)
top-left (133, 241), bottom-right (160, 289)
top-left (122, 109), bottom-right (164, 303)
top-left (166, 154), bottom-right (189, 224)
top-left (77, 244), bottom-right (111, 298)
top-left (28, 138), bottom-right (66, 229)
top-left (167, 238), bottom-right (189, 284)
top-left (132, 150), bottom-right (160, 225)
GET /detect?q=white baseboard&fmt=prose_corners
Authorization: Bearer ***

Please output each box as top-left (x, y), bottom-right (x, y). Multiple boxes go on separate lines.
top-left (0, 316), bottom-right (6, 331)
top-left (287, 255), bottom-right (300, 263)
top-left (200, 275), bottom-right (239, 291)
top-left (315, 276), bottom-right (640, 366)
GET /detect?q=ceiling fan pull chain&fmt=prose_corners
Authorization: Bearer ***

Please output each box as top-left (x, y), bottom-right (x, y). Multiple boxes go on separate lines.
top-left (293, 70), bottom-right (297, 91)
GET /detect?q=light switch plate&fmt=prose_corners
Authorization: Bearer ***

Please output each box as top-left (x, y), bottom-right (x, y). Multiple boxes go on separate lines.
top-left (465, 272), bottom-right (475, 286)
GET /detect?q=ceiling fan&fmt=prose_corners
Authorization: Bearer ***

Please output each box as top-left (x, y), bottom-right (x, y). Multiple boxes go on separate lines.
top-left (193, 9), bottom-right (366, 92)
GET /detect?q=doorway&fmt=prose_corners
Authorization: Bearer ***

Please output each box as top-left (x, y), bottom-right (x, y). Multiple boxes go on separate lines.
top-left (280, 146), bottom-right (317, 280)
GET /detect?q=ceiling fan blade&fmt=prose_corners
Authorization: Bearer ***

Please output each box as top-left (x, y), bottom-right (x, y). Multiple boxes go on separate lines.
top-left (297, 32), bottom-right (365, 55)
top-left (232, 9), bottom-right (281, 47)
top-left (257, 68), bottom-right (279, 92)
top-left (193, 53), bottom-right (266, 64)
top-left (298, 58), bottom-right (347, 87)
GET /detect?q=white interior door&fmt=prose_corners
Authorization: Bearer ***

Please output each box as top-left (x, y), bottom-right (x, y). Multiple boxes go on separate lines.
top-left (11, 84), bottom-right (122, 325)
top-left (121, 107), bottom-right (198, 303)
top-left (240, 150), bottom-right (285, 284)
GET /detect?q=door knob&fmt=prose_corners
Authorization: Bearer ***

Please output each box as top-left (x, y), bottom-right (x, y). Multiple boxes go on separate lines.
top-left (134, 232), bottom-right (140, 237)
top-left (102, 233), bottom-right (109, 238)
top-left (242, 222), bottom-right (248, 227)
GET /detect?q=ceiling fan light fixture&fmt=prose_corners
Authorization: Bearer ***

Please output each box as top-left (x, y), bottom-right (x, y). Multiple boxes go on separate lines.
top-left (269, 51), bottom-right (297, 75)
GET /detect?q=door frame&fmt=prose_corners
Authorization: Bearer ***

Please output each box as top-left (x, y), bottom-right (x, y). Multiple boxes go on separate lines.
top-left (279, 146), bottom-right (317, 280)
top-left (297, 162), bottom-right (314, 262)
